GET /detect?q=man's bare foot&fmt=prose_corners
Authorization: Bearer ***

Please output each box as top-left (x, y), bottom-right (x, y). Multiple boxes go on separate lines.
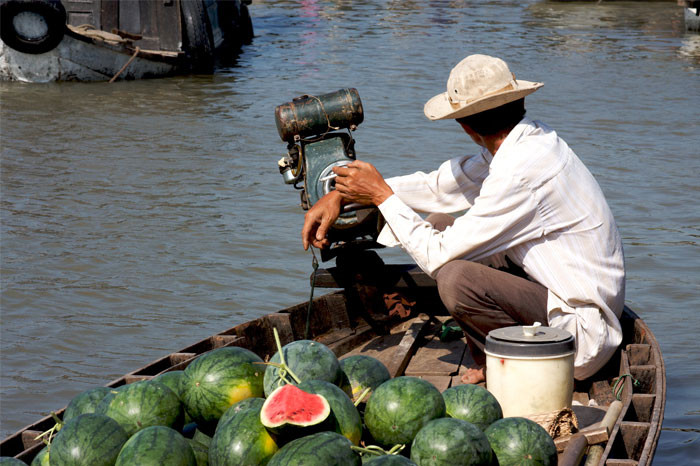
top-left (460, 365), bottom-right (486, 384)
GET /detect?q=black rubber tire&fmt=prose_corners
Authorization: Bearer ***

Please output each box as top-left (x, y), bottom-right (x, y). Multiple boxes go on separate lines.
top-left (180, 0), bottom-right (215, 72)
top-left (0, 0), bottom-right (66, 54)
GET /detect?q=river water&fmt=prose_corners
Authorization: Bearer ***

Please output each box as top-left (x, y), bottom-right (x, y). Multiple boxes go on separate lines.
top-left (1, 0), bottom-right (698, 461)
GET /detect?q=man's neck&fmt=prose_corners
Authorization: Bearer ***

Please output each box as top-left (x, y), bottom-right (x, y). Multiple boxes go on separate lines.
top-left (483, 127), bottom-right (514, 156)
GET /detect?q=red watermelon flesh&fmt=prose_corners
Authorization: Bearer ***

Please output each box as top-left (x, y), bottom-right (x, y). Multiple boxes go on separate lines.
top-left (261, 384), bottom-right (331, 428)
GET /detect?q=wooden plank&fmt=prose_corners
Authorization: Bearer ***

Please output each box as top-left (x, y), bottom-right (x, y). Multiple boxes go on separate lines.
top-left (629, 394), bottom-right (655, 423)
top-left (559, 433), bottom-right (588, 466)
top-left (620, 422), bottom-right (650, 461)
top-left (413, 375), bottom-right (452, 393)
top-left (604, 460), bottom-right (638, 466)
top-left (626, 344), bottom-right (651, 366)
top-left (314, 265), bottom-right (436, 289)
top-left (326, 325), bottom-right (376, 358)
top-left (385, 316), bottom-right (432, 377)
top-left (629, 365), bottom-right (656, 394)
top-left (265, 313), bottom-right (295, 346)
top-left (124, 374), bottom-right (153, 384)
top-left (405, 334), bottom-right (467, 377)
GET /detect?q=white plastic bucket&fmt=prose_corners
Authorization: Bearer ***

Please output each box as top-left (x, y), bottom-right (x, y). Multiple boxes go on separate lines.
top-left (485, 323), bottom-right (575, 418)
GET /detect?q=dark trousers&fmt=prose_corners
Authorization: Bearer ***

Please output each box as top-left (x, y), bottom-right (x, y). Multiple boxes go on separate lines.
top-left (427, 214), bottom-right (549, 364)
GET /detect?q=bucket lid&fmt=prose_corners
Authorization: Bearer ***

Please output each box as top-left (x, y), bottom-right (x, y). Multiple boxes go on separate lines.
top-left (485, 322), bottom-right (575, 357)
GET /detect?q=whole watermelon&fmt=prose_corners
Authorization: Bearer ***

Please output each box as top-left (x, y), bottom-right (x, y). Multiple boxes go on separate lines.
top-left (99, 380), bottom-right (182, 436)
top-left (216, 397), bottom-right (265, 433)
top-left (364, 377), bottom-right (445, 447)
top-left (339, 355), bottom-right (391, 405)
top-left (50, 413), bottom-right (129, 466)
top-left (267, 431), bottom-right (360, 466)
top-left (0, 458), bottom-right (27, 465)
top-left (63, 387), bottom-right (112, 423)
top-left (441, 384), bottom-right (502, 430)
top-left (115, 425), bottom-right (196, 466)
top-left (298, 379), bottom-right (363, 445)
top-left (154, 370), bottom-right (186, 398)
top-left (0, 459), bottom-right (27, 465)
top-left (182, 347), bottom-right (264, 426)
top-left (263, 340), bottom-right (341, 396)
top-left (30, 446), bottom-right (49, 466)
top-left (209, 396), bottom-right (278, 466)
top-left (410, 418), bottom-right (492, 465)
top-left (485, 417), bottom-right (557, 466)
top-left (364, 456), bottom-right (416, 465)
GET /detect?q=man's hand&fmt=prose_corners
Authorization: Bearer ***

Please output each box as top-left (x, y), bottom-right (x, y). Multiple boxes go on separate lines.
top-left (301, 190), bottom-right (342, 250)
top-left (333, 160), bottom-right (393, 206)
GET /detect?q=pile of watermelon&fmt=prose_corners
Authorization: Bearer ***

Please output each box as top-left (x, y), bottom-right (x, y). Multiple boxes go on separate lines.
top-left (3, 335), bottom-right (557, 466)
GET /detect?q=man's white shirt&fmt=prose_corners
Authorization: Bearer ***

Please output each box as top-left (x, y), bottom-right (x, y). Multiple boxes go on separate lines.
top-left (377, 117), bottom-right (625, 379)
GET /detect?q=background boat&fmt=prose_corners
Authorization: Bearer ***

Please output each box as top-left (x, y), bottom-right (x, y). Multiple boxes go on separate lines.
top-left (0, 0), bottom-right (253, 82)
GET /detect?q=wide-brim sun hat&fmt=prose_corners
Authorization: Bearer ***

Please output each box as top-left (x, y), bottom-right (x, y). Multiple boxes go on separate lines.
top-left (424, 54), bottom-right (544, 121)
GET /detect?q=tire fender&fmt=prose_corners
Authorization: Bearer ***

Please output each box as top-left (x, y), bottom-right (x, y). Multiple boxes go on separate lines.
top-left (0, 0), bottom-right (66, 54)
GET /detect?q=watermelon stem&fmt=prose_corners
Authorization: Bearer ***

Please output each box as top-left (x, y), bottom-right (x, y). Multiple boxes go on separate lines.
top-left (34, 412), bottom-right (63, 448)
top-left (272, 328), bottom-right (302, 384)
top-left (351, 444), bottom-right (405, 456)
top-left (354, 387), bottom-right (372, 407)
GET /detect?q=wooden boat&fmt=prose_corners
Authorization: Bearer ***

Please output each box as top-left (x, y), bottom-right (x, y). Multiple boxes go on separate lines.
top-left (0, 0), bottom-right (253, 82)
top-left (0, 258), bottom-right (665, 465)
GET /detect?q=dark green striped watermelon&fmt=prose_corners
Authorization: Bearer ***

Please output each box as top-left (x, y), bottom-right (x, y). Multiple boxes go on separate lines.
top-left (50, 413), bottom-right (129, 466)
top-left (216, 397), bottom-right (265, 433)
top-left (267, 431), bottom-right (361, 466)
top-left (363, 456), bottom-right (416, 465)
top-left (339, 355), bottom-right (391, 405)
top-left (99, 380), bottom-right (182, 436)
top-left (182, 347), bottom-right (264, 427)
top-left (209, 394), bottom-right (278, 466)
top-left (0, 458), bottom-right (27, 465)
top-left (115, 425), bottom-right (196, 466)
top-left (363, 377), bottom-right (445, 447)
top-left (30, 446), bottom-right (49, 466)
top-left (154, 370), bottom-right (185, 398)
top-left (442, 384), bottom-right (502, 431)
top-left (188, 438), bottom-right (210, 466)
top-left (485, 417), bottom-right (557, 466)
top-left (298, 379), bottom-right (363, 445)
top-left (410, 418), bottom-right (492, 465)
top-left (263, 340), bottom-right (342, 396)
top-left (63, 387), bottom-right (112, 423)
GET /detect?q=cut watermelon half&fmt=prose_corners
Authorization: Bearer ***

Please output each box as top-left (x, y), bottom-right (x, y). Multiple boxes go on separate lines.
top-left (260, 384), bottom-right (332, 441)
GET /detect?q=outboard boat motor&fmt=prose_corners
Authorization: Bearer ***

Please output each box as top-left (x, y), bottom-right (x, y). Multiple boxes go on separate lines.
top-left (275, 88), bottom-right (382, 261)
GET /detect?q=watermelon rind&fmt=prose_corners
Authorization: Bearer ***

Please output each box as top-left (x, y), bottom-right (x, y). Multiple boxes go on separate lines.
top-left (363, 455), bottom-right (417, 465)
top-left (182, 346), bottom-right (265, 426)
top-left (0, 458), bottom-right (27, 465)
top-left (298, 379), bottom-right (363, 445)
top-left (209, 395), bottom-right (279, 466)
top-left (260, 384), bottom-right (332, 442)
top-left (115, 425), bottom-right (196, 466)
top-left (154, 370), bottom-right (186, 398)
top-left (100, 380), bottom-right (182, 436)
top-left (263, 340), bottom-right (342, 396)
top-left (410, 417), bottom-right (492, 466)
top-left (30, 446), bottom-right (49, 466)
top-left (339, 355), bottom-right (391, 405)
top-left (485, 417), bottom-right (557, 466)
top-left (50, 413), bottom-right (129, 466)
top-left (267, 431), bottom-right (361, 466)
top-left (216, 397), bottom-right (265, 433)
top-left (63, 387), bottom-right (112, 423)
top-left (363, 377), bottom-right (446, 447)
top-left (442, 384), bottom-right (502, 431)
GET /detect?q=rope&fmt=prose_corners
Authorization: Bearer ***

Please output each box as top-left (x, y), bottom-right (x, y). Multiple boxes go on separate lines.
top-left (612, 373), bottom-right (640, 400)
top-left (304, 247), bottom-right (319, 340)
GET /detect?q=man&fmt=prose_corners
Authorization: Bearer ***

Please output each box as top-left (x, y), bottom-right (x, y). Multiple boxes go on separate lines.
top-left (302, 54), bottom-right (625, 384)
